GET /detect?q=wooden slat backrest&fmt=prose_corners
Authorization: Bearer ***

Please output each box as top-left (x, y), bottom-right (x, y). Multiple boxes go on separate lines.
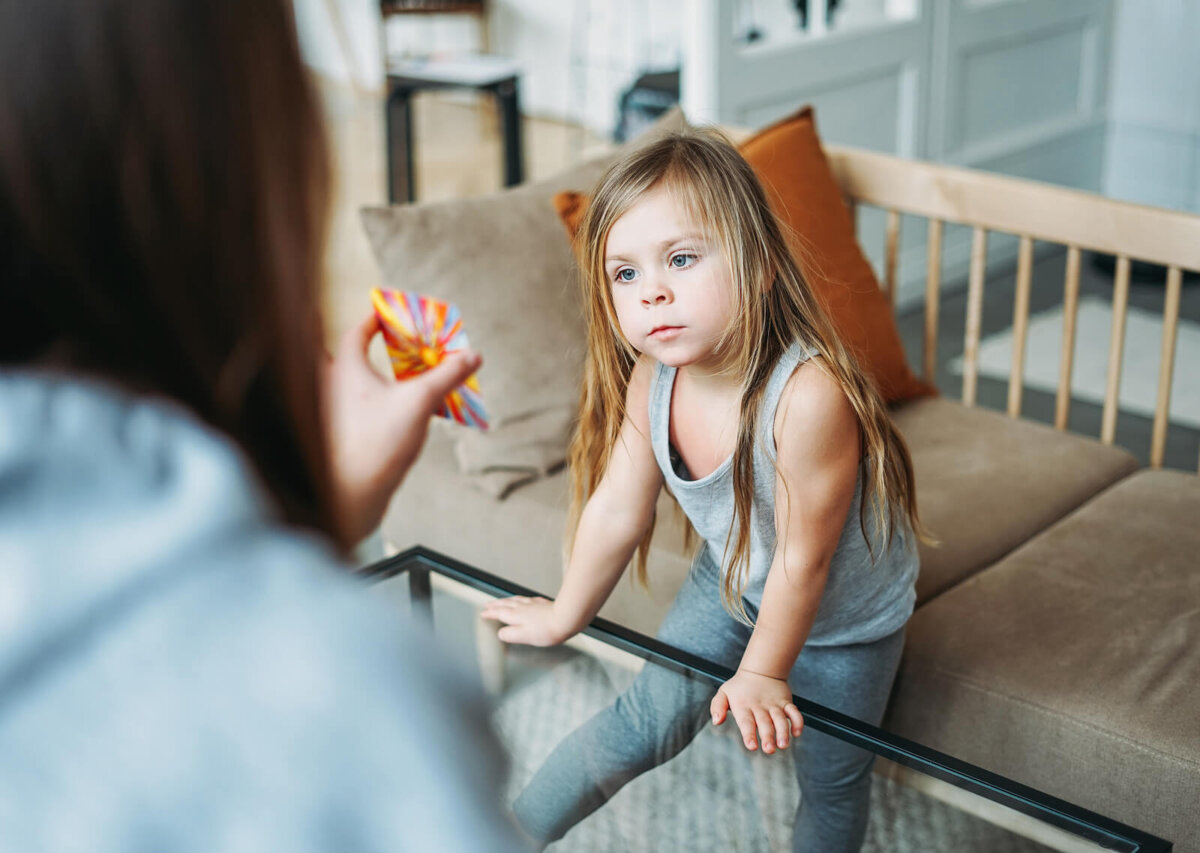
top-left (823, 145), bottom-right (1200, 270)
top-left (820, 144), bottom-right (1200, 472)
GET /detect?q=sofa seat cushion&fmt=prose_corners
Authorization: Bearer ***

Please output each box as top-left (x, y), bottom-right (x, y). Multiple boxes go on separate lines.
top-left (380, 426), bottom-right (694, 635)
top-left (885, 469), bottom-right (1200, 851)
top-left (892, 397), bottom-right (1139, 603)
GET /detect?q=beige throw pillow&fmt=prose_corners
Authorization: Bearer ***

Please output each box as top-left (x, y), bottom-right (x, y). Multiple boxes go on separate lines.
top-left (360, 107), bottom-right (688, 498)
top-left (453, 405), bottom-right (575, 498)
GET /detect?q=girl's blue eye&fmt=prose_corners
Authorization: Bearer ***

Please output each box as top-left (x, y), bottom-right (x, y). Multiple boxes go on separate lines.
top-left (615, 268), bottom-right (637, 283)
top-left (670, 253), bottom-right (697, 269)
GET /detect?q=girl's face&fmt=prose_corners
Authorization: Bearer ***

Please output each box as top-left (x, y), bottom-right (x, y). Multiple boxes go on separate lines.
top-left (603, 186), bottom-right (736, 373)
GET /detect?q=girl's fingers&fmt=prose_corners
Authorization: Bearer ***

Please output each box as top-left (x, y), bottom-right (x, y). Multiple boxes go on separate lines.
top-left (769, 707), bottom-right (791, 750)
top-left (733, 709), bottom-right (758, 750)
top-left (481, 596), bottom-right (525, 613)
top-left (479, 604), bottom-right (517, 622)
top-left (710, 691), bottom-right (730, 725)
top-left (785, 703), bottom-right (805, 738)
top-left (754, 709), bottom-right (777, 754)
top-left (496, 625), bottom-right (524, 643)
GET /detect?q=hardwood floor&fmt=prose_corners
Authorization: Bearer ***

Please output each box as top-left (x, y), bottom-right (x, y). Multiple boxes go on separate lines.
top-left (314, 75), bottom-right (609, 344)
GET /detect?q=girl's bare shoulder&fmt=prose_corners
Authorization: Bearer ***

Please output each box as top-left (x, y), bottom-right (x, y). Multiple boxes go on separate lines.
top-left (774, 357), bottom-right (859, 461)
top-left (624, 355), bottom-right (658, 432)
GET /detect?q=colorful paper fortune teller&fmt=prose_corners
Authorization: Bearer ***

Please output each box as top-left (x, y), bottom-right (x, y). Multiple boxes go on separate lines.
top-left (371, 289), bottom-right (489, 430)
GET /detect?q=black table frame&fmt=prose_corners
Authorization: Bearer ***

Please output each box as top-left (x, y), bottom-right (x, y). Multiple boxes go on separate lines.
top-left (385, 71), bottom-right (524, 204)
top-left (359, 545), bottom-right (1173, 853)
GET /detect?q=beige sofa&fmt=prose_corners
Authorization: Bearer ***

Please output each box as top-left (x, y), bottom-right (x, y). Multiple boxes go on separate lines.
top-left (364, 126), bottom-right (1200, 851)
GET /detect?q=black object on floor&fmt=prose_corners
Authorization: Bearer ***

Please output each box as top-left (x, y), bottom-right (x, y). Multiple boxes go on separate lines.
top-left (614, 69), bottom-right (679, 144)
top-left (385, 55), bottom-right (524, 204)
top-left (1089, 251), bottom-right (1200, 285)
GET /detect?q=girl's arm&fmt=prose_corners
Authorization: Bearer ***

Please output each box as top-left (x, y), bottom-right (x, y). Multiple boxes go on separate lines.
top-left (480, 356), bottom-right (664, 646)
top-left (710, 362), bottom-right (861, 754)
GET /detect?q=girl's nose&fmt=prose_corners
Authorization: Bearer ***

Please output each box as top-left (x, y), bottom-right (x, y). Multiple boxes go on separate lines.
top-left (640, 276), bottom-right (671, 306)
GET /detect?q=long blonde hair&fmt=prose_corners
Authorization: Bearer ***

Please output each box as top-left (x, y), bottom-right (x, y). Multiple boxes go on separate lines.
top-left (568, 128), bottom-right (926, 619)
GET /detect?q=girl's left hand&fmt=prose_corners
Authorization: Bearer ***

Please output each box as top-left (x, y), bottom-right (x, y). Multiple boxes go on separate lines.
top-left (711, 669), bottom-right (805, 754)
top-left (326, 310), bottom-right (482, 544)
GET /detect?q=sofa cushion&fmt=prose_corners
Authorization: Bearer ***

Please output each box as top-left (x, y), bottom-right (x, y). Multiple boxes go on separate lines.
top-left (361, 109), bottom-right (688, 498)
top-left (892, 397), bottom-right (1139, 603)
top-left (380, 425), bottom-right (694, 635)
top-left (884, 469), bottom-right (1200, 851)
top-left (552, 106), bottom-right (936, 404)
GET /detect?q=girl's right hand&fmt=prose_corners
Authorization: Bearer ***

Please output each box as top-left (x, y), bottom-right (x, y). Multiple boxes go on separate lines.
top-left (479, 596), bottom-right (573, 646)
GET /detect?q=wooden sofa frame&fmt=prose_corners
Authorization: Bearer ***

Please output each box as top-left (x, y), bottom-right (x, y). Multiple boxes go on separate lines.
top-left (824, 143), bottom-right (1200, 472)
top-left (820, 143), bottom-right (1200, 851)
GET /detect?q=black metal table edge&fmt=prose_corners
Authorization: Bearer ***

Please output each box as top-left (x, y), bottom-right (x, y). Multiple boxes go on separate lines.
top-left (359, 545), bottom-right (1172, 853)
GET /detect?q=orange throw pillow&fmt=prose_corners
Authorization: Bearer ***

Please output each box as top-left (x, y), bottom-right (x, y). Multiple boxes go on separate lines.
top-left (552, 106), bottom-right (935, 404)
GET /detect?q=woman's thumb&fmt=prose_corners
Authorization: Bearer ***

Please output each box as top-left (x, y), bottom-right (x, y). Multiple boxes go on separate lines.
top-left (415, 349), bottom-right (482, 400)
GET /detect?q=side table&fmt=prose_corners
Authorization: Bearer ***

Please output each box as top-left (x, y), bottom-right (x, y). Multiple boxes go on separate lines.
top-left (385, 53), bottom-right (524, 203)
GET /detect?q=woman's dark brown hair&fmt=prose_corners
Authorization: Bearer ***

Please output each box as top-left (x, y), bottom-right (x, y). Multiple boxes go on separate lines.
top-left (0, 1), bottom-right (345, 546)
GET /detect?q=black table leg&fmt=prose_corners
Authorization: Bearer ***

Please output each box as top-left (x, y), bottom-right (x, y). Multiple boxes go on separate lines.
top-left (409, 565), bottom-right (432, 626)
top-left (386, 84), bottom-right (416, 204)
top-left (494, 76), bottom-right (524, 187)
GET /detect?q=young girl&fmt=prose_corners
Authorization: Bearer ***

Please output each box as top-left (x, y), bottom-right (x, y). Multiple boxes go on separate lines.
top-left (480, 128), bottom-right (923, 852)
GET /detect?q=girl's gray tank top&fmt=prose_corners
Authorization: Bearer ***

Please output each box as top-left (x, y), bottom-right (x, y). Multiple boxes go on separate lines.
top-left (648, 342), bottom-right (918, 646)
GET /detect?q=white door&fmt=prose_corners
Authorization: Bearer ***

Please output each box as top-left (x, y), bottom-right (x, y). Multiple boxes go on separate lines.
top-left (682, 0), bottom-right (931, 157)
top-left (681, 0), bottom-right (1113, 307)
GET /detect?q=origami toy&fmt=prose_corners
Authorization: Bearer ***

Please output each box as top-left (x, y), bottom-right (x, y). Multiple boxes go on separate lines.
top-left (371, 288), bottom-right (488, 430)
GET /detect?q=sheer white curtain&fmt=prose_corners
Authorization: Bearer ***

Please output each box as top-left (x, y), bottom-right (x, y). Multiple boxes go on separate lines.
top-left (293, 0), bottom-right (386, 94)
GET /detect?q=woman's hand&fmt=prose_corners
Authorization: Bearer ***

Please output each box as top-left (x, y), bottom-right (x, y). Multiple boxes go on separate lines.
top-left (710, 669), bottom-right (805, 754)
top-left (326, 310), bottom-right (482, 544)
top-left (479, 596), bottom-right (574, 646)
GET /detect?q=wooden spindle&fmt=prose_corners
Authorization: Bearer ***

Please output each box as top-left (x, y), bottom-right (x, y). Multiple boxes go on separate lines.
top-left (961, 227), bottom-right (988, 408)
top-left (1054, 247), bottom-right (1082, 430)
top-left (884, 209), bottom-right (901, 309)
top-left (923, 219), bottom-right (943, 384)
top-left (1007, 236), bottom-right (1034, 417)
top-left (1150, 266), bottom-right (1183, 468)
top-left (1101, 256), bottom-right (1132, 445)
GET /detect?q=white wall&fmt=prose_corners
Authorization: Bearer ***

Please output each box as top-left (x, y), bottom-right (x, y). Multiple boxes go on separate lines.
top-left (358, 0), bottom-right (685, 136)
top-left (293, 0), bottom-right (1200, 218)
top-left (294, 0), bottom-right (385, 91)
top-left (381, 11), bottom-right (485, 57)
top-left (489, 0), bottom-right (686, 135)
top-left (1103, 0), bottom-right (1200, 213)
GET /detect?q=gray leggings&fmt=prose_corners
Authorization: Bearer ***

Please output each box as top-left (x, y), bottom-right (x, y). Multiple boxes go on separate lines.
top-left (513, 556), bottom-right (907, 853)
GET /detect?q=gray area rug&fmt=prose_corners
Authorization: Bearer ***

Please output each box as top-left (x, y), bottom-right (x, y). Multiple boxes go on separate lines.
top-left (494, 653), bottom-right (1054, 853)
top-left (947, 296), bottom-right (1200, 429)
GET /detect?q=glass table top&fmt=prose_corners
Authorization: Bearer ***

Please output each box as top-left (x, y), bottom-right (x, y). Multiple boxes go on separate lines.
top-left (360, 547), bottom-right (1172, 853)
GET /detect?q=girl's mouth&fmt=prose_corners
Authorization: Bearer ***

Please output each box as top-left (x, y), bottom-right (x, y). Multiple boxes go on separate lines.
top-left (649, 326), bottom-right (683, 340)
